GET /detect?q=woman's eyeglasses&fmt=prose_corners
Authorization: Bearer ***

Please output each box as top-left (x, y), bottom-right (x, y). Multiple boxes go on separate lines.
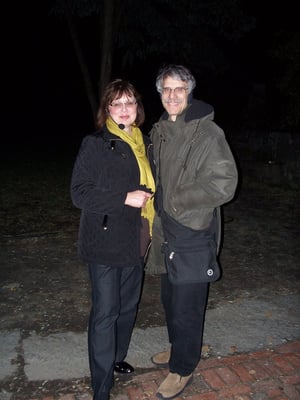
top-left (109, 101), bottom-right (137, 111)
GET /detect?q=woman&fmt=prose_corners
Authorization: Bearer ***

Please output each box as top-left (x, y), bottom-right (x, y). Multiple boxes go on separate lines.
top-left (71, 79), bottom-right (155, 400)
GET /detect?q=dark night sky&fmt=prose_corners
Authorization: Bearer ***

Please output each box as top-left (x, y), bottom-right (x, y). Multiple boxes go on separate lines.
top-left (4, 1), bottom-right (297, 157)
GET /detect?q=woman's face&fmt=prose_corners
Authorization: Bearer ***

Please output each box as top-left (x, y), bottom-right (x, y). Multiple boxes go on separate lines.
top-left (108, 93), bottom-right (137, 132)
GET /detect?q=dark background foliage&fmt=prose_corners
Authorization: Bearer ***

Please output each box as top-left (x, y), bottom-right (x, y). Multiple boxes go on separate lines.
top-left (3, 0), bottom-right (299, 157)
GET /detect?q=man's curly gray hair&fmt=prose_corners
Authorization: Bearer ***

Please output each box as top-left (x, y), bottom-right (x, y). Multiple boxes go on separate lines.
top-left (156, 64), bottom-right (196, 95)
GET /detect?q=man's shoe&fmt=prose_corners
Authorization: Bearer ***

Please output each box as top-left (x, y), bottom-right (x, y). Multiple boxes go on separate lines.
top-left (151, 349), bottom-right (170, 368)
top-left (156, 372), bottom-right (193, 399)
top-left (114, 361), bottom-right (134, 374)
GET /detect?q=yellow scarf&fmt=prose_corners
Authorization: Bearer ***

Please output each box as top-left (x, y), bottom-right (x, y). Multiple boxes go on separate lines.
top-left (106, 117), bottom-right (155, 236)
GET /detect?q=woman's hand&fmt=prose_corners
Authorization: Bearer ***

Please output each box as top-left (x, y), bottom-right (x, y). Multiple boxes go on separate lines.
top-left (125, 190), bottom-right (152, 208)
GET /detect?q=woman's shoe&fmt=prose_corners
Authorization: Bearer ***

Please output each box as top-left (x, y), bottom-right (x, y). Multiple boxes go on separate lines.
top-left (114, 361), bottom-right (135, 374)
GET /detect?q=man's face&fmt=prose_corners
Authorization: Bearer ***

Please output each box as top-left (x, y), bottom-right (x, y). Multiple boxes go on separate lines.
top-left (161, 77), bottom-right (189, 121)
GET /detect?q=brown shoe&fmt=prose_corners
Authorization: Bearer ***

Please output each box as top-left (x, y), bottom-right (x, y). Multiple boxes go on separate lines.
top-left (156, 372), bottom-right (193, 399)
top-left (151, 349), bottom-right (170, 368)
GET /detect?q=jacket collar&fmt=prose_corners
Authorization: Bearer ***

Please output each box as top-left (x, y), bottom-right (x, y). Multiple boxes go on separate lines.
top-left (160, 98), bottom-right (214, 123)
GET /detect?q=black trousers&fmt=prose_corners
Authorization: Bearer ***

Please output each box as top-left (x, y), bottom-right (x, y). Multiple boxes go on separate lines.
top-left (161, 273), bottom-right (209, 376)
top-left (88, 263), bottom-right (143, 400)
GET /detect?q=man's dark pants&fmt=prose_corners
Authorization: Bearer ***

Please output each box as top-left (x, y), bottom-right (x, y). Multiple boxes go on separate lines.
top-left (161, 273), bottom-right (209, 376)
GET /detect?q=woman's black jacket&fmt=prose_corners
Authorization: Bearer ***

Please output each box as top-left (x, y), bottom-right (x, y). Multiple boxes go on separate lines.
top-left (70, 127), bottom-right (154, 267)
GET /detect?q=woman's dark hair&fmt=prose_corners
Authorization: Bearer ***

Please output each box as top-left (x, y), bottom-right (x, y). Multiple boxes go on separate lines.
top-left (96, 79), bottom-right (145, 129)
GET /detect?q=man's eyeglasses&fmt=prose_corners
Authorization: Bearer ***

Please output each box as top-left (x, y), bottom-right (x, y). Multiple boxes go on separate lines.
top-left (162, 87), bottom-right (188, 96)
top-left (109, 101), bottom-right (137, 111)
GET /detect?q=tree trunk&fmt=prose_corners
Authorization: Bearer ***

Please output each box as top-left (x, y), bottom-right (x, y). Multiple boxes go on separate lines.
top-left (64, 1), bottom-right (98, 125)
top-left (98, 0), bottom-right (114, 99)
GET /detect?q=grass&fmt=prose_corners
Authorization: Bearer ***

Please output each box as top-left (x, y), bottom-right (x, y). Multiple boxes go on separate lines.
top-left (0, 154), bottom-right (80, 238)
top-left (1, 149), bottom-right (298, 239)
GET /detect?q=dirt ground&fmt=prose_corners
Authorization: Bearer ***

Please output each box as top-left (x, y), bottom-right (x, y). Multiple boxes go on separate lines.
top-left (1, 178), bottom-right (299, 399)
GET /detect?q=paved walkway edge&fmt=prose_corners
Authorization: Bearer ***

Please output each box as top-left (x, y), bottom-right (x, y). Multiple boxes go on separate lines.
top-left (23, 338), bottom-right (300, 400)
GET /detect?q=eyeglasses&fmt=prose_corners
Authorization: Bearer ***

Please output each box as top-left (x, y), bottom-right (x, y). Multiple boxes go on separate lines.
top-left (162, 87), bottom-right (188, 96)
top-left (109, 101), bottom-right (137, 111)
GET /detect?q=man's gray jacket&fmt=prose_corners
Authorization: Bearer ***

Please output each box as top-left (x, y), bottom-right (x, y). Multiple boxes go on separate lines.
top-left (146, 99), bottom-right (238, 274)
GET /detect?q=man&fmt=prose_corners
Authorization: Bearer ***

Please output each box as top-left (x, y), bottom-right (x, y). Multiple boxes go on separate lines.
top-left (148, 64), bottom-right (238, 399)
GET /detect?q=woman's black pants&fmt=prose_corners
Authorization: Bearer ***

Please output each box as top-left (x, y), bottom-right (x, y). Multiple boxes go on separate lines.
top-left (88, 263), bottom-right (143, 400)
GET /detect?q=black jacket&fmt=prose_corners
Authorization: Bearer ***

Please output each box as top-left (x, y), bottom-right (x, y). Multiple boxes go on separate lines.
top-left (71, 127), bottom-right (154, 267)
